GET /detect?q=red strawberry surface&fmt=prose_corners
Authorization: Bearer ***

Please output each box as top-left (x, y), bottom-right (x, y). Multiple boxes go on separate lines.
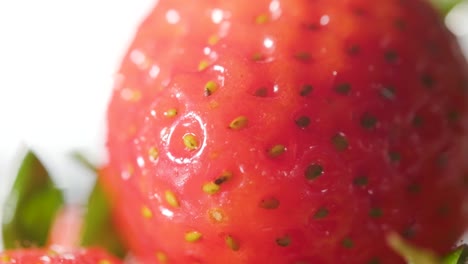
top-left (105, 0), bottom-right (468, 263)
top-left (0, 248), bottom-right (121, 264)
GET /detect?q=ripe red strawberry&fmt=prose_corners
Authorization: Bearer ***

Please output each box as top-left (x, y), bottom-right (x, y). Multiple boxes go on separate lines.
top-left (105, 0), bottom-right (468, 263)
top-left (0, 248), bottom-right (121, 264)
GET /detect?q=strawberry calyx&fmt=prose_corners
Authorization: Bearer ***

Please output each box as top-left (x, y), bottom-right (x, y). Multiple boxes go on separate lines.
top-left (2, 151), bottom-right (64, 249)
top-left (443, 244), bottom-right (468, 264)
top-left (1, 150), bottom-right (126, 259)
top-left (430, 0), bottom-right (465, 15)
top-left (72, 152), bottom-right (126, 258)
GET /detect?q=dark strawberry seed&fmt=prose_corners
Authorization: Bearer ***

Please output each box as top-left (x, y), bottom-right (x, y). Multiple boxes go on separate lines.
top-left (332, 133), bottom-right (349, 151)
top-left (369, 208), bottom-right (383, 218)
top-left (276, 236), bottom-right (291, 247)
top-left (254, 87), bottom-right (269, 97)
top-left (367, 257), bottom-right (381, 264)
top-left (294, 52), bottom-right (312, 62)
top-left (335, 83), bottom-right (351, 95)
top-left (388, 151), bottom-right (401, 163)
top-left (421, 73), bottom-right (435, 89)
top-left (380, 86), bottom-right (396, 100)
top-left (412, 115), bottom-right (423, 127)
top-left (300, 84), bottom-right (313, 96)
top-left (295, 116), bottom-right (311, 128)
top-left (447, 110), bottom-right (460, 123)
top-left (305, 164), bottom-right (324, 180)
top-left (313, 207), bottom-right (329, 219)
top-left (407, 183), bottom-right (421, 194)
top-left (353, 175), bottom-right (369, 186)
top-left (402, 226), bottom-right (417, 239)
top-left (259, 197), bottom-right (280, 209)
top-left (384, 50), bottom-right (399, 63)
top-left (394, 18), bottom-right (407, 30)
top-left (342, 237), bottom-right (354, 248)
top-left (360, 113), bottom-right (378, 129)
top-left (347, 44), bottom-right (361, 56)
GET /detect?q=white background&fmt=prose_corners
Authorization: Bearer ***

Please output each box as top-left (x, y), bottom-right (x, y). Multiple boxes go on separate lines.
top-left (0, 0), bottom-right (155, 249)
top-left (0, 0), bottom-right (467, 250)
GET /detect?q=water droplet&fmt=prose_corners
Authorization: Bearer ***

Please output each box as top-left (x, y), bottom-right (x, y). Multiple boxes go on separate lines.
top-left (319, 15), bottom-right (330, 26)
top-left (149, 65), bottom-right (160, 78)
top-left (166, 9), bottom-right (180, 24)
top-left (269, 0), bottom-right (282, 19)
top-left (120, 88), bottom-right (141, 102)
top-left (211, 8), bottom-right (224, 24)
top-left (137, 156), bottom-right (145, 168)
top-left (130, 49), bottom-right (147, 68)
top-left (263, 37), bottom-right (274, 49)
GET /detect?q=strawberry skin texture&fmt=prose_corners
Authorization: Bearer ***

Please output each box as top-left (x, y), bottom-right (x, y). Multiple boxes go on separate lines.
top-left (0, 248), bottom-right (121, 264)
top-left (105, 0), bottom-right (468, 263)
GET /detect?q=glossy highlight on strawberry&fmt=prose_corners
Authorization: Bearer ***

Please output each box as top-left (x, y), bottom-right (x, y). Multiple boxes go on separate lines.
top-left (105, 0), bottom-right (468, 263)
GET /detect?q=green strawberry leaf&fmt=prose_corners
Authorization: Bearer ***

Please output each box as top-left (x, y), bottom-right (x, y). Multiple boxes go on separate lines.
top-left (442, 244), bottom-right (468, 264)
top-left (430, 0), bottom-right (464, 15)
top-left (72, 152), bottom-right (126, 258)
top-left (81, 180), bottom-right (126, 258)
top-left (2, 151), bottom-right (64, 248)
top-left (70, 151), bottom-right (97, 172)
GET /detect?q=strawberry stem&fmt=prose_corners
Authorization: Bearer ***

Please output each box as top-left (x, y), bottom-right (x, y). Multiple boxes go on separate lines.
top-left (386, 232), bottom-right (440, 264)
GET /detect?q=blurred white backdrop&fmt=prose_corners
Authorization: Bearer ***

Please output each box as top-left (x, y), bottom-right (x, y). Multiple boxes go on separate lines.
top-left (0, 0), bottom-right (155, 249)
top-left (0, 0), bottom-right (467, 250)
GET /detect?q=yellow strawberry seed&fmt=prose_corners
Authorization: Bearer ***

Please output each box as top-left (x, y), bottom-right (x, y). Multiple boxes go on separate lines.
top-left (229, 116), bottom-right (248, 130)
top-left (204, 80), bottom-right (219, 96)
top-left (208, 35), bottom-right (219, 45)
top-left (183, 134), bottom-right (199, 150)
top-left (203, 182), bottom-right (220, 195)
top-left (268, 144), bottom-right (286, 157)
top-left (185, 231), bottom-right (202, 242)
top-left (256, 14), bottom-right (269, 24)
top-left (0, 254), bottom-right (11, 262)
top-left (198, 60), bottom-right (210, 71)
top-left (141, 205), bottom-right (153, 219)
top-left (165, 190), bottom-right (179, 207)
top-left (156, 251), bottom-right (168, 263)
top-left (226, 235), bottom-right (240, 251)
top-left (148, 147), bottom-right (159, 161)
top-left (164, 108), bottom-right (178, 118)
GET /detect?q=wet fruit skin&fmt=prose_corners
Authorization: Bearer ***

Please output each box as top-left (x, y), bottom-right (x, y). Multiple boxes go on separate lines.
top-left (105, 0), bottom-right (468, 263)
top-left (0, 248), bottom-right (121, 264)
